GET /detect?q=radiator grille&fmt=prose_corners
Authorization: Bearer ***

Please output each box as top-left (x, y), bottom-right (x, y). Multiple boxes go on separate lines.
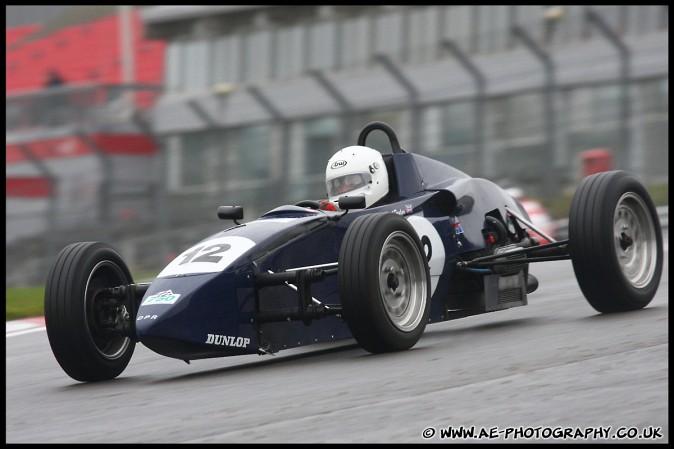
top-left (499, 287), bottom-right (523, 304)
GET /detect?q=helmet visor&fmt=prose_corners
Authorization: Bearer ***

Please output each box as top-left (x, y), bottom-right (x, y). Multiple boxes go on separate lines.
top-left (327, 172), bottom-right (371, 197)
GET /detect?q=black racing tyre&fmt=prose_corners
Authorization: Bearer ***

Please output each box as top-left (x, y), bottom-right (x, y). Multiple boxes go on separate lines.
top-left (339, 213), bottom-right (431, 353)
top-left (569, 170), bottom-right (663, 313)
top-left (45, 242), bottom-right (135, 382)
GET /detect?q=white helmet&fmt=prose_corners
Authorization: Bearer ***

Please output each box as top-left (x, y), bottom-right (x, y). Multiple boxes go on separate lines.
top-left (325, 145), bottom-right (389, 208)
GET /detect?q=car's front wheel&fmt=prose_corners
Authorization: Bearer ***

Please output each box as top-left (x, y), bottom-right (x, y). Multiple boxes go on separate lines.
top-left (339, 213), bottom-right (431, 353)
top-left (45, 242), bottom-right (136, 382)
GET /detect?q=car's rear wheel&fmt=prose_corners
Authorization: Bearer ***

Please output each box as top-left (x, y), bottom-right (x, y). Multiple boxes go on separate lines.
top-left (568, 170), bottom-right (662, 313)
top-left (45, 242), bottom-right (135, 382)
top-left (339, 213), bottom-right (431, 353)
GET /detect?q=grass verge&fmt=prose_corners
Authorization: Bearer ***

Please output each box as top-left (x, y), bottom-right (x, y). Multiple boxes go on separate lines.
top-left (5, 183), bottom-right (667, 322)
top-left (6, 287), bottom-right (45, 321)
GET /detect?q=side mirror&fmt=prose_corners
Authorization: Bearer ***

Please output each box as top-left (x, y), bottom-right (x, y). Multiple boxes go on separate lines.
top-left (338, 196), bottom-right (366, 210)
top-left (218, 206), bottom-right (244, 223)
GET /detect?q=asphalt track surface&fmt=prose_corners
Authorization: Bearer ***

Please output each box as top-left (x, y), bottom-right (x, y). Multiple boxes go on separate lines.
top-left (6, 246), bottom-right (669, 443)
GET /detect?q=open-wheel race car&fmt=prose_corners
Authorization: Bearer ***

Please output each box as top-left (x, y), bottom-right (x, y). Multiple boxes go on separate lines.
top-left (44, 121), bottom-right (664, 382)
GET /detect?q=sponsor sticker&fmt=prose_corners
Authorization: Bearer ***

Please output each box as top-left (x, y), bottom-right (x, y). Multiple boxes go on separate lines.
top-left (142, 290), bottom-right (181, 306)
top-left (205, 333), bottom-right (251, 348)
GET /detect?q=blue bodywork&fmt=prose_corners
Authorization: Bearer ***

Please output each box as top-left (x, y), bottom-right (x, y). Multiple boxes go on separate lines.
top-left (136, 151), bottom-right (527, 360)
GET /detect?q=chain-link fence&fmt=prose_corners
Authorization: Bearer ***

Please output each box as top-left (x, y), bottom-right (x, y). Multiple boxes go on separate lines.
top-left (6, 13), bottom-right (669, 288)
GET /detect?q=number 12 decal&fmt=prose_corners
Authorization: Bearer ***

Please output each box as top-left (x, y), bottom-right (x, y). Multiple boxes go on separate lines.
top-left (179, 244), bottom-right (232, 265)
top-left (158, 236), bottom-right (255, 278)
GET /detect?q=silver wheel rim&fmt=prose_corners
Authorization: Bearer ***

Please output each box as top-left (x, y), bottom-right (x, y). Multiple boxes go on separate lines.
top-left (85, 261), bottom-right (131, 360)
top-left (613, 192), bottom-right (657, 288)
top-left (378, 231), bottom-right (427, 332)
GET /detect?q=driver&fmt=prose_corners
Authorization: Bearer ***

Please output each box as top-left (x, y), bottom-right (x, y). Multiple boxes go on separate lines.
top-left (321, 145), bottom-right (389, 210)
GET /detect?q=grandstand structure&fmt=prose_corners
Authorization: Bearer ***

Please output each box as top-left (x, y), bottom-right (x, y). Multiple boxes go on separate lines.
top-left (6, 6), bottom-right (165, 284)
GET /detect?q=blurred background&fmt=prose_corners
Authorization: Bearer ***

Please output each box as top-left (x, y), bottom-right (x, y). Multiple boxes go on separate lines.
top-left (6, 5), bottom-right (669, 287)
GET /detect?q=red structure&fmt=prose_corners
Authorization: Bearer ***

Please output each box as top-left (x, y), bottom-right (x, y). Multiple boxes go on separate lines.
top-left (581, 148), bottom-right (614, 177)
top-left (6, 11), bottom-right (164, 92)
top-left (6, 7), bottom-right (166, 245)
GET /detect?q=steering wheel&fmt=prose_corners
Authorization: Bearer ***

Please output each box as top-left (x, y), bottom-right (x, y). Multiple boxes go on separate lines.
top-left (294, 200), bottom-right (322, 209)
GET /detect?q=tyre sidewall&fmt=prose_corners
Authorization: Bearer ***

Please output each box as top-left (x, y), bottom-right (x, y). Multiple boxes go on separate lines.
top-left (570, 171), bottom-right (662, 312)
top-left (601, 173), bottom-right (662, 304)
top-left (340, 213), bottom-right (431, 352)
top-left (45, 242), bottom-right (135, 381)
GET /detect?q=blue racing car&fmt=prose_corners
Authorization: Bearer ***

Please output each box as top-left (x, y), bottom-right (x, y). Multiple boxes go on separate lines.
top-left (44, 121), bottom-right (664, 382)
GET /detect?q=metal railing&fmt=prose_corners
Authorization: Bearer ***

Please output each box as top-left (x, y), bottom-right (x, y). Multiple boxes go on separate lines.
top-left (6, 83), bottom-right (163, 141)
